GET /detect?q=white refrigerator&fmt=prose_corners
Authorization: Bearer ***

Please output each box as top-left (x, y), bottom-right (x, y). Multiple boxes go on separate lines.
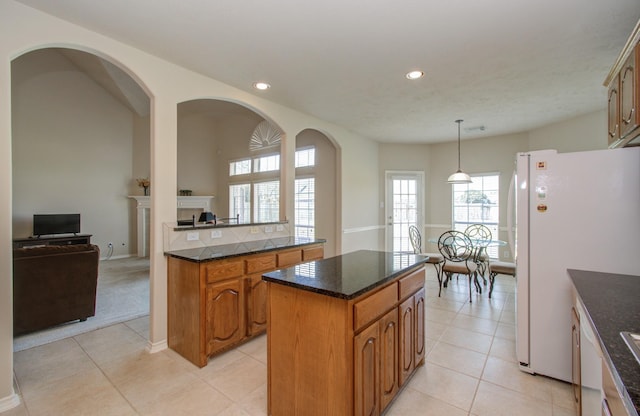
top-left (514, 147), bottom-right (640, 382)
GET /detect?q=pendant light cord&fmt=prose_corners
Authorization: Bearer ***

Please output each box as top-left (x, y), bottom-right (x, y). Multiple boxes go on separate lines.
top-left (456, 119), bottom-right (463, 170)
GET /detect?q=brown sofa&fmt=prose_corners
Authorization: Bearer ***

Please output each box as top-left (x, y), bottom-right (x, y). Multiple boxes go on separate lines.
top-left (13, 244), bottom-right (100, 335)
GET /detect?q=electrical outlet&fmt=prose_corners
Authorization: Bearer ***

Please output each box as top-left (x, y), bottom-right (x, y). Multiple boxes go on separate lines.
top-left (250, 227), bottom-right (259, 234)
top-left (265, 226), bottom-right (273, 233)
top-left (211, 230), bottom-right (222, 239)
top-left (504, 250), bottom-right (510, 258)
top-left (276, 225), bottom-right (284, 232)
top-left (187, 232), bottom-right (199, 241)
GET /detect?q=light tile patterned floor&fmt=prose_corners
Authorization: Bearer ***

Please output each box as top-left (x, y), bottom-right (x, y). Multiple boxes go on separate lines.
top-left (5, 267), bottom-right (576, 415)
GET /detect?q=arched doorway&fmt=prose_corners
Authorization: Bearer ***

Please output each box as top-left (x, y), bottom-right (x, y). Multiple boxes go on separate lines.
top-left (11, 47), bottom-right (151, 348)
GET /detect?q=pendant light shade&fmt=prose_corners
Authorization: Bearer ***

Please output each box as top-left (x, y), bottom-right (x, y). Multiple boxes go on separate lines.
top-left (448, 119), bottom-right (472, 184)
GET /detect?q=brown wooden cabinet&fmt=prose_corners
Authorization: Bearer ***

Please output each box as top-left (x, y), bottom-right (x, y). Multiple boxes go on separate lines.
top-left (267, 264), bottom-right (425, 416)
top-left (167, 243), bottom-right (323, 367)
top-left (205, 278), bottom-right (244, 355)
top-left (605, 21), bottom-right (640, 148)
top-left (620, 48), bottom-right (638, 139)
top-left (608, 75), bottom-right (621, 145)
top-left (246, 273), bottom-right (267, 336)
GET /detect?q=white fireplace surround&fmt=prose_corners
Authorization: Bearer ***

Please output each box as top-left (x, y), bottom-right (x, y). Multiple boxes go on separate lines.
top-left (128, 195), bottom-right (214, 257)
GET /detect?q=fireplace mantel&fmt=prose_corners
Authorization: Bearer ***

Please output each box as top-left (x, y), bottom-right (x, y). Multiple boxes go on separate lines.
top-left (128, 195), bottom-right (214, 257)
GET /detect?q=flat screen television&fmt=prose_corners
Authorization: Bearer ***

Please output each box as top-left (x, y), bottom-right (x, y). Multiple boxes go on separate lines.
top-left (33, 214), bottom-right (81, 237)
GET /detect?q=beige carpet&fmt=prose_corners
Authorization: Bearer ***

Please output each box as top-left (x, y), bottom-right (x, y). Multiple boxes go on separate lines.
top-left (13, 256), bottom-right (150, 352)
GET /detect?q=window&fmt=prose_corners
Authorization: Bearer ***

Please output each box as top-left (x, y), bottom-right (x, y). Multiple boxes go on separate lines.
top-left (229, 159), bottom-right (251, 176)
top-left (295, 147), bottom-right (316, 238)
top-left (254, 180), bottom-right (280, 223)
top-left (229, 183), bottom-right (250, 223)
top-left (228, 153), bottom-right (280, 222)
top-left (452, 174), bottom-right (499, 258)
top-left (253, 154), bottom-right (280, 172)
top-left (295, 177), bottom-right (315, 239)
top-left (295, 147), bottom-right (315, 168)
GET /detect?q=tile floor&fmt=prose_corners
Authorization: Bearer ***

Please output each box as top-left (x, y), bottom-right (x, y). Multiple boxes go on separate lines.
top-left (5, 267), bottom-right (576, 415)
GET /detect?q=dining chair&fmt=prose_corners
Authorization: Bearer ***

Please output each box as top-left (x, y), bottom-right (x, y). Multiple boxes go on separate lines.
top-left (488, 261), bottom-right (516, 298)
top-left (408, 225), bottom-right (444, 295)
top-left (464, 224), bottom-right (492, 283)
top-left (437, 230), bottom-right (480, 303)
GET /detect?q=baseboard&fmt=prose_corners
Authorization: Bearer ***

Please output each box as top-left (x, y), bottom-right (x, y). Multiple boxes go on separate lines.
top-left (146, 339), bottom-right (168, 354)
top-left (100, 254), bottom-right (138, 261)
top-left (0, 391), bottom-right (21, 412)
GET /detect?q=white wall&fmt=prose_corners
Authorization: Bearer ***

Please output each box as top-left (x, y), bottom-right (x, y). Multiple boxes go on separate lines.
top-left (0, 1), bottom-right (376, 408)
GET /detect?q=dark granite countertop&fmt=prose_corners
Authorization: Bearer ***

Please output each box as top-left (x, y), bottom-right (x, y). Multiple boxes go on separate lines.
top-left (164, 236), bottom-right (325, 262)
top-left (262, 250), bottom-right (429, 300)
top-left (568, 269), bottom-right (640, 416)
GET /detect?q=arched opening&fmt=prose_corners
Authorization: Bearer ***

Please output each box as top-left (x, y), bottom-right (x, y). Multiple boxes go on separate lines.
top-left (177, 99), bottom-right (284, 224)
top-left (11, 47), bottom-right (151, 349)
top-left (295, 128), bottom-right (339, 257)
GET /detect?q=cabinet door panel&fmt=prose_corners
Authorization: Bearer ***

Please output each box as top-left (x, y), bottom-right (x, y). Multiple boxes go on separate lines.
top-left (206, 279), bottom-right (244, 355)
top-left (414, 289), bottom-right (425, 366)
top-left (608, 77), bottom-right (620, 145)
top-left (620, 51), bottom-right (638, 138)
top-left (354, 322), bottom-right (380, 416)
top-left (398, 296), bottom-right (414, 386)
top-left (379, 309), bottom-right (398, 412)
top-left (247, 274), bottom-right (268, 335)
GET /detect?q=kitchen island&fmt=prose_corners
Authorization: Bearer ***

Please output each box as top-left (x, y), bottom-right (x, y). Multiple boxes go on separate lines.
top-left (262, 250), bottom-right (429, 416)
top-left (165, 236), bottom-right (325, 367)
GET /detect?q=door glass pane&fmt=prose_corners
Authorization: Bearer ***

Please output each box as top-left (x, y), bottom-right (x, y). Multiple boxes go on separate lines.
top-left (392, 178), bottom-right (418, 252)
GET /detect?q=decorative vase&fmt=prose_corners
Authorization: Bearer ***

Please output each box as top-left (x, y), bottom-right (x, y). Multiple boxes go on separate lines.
top-left (143, 186), bottom-right (149, 196)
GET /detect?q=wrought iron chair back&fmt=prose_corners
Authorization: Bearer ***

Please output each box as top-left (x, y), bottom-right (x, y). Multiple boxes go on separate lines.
top-left (464, 223), bottom-right (492, 246)
top-left (438, 230), bottom-right (474, 262)
top-left (464, 223), bottom-right (492, 281)
top-left (437, 230), bottom-right (481, 302)
top-left (408, 225), bottom-right (422, 254)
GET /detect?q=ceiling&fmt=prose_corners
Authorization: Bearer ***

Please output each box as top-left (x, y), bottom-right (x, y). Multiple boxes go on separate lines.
top-left (15, 0), bottom-right (640, 144)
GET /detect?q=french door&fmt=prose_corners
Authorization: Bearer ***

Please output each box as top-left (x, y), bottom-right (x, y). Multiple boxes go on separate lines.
top-left (385, 172), bottom-right (424, 253)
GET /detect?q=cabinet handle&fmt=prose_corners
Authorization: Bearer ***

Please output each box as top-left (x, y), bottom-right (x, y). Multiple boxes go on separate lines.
top-left (622, 107), bottom-right (635, 125)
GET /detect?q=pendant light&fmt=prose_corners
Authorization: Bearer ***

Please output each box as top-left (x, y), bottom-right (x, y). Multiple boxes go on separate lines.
top-left (447, 119), bottom-right (472, 184)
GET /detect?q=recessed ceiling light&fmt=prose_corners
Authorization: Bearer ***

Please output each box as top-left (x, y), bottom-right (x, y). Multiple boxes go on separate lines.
top-left (253, 82), bottom-right (271, 90)
top-left (405, 70), bottom-right (424, 80)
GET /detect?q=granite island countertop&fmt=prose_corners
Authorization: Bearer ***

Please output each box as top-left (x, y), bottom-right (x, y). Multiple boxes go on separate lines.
top-left (568, 269), bottom-right (640, 416)
top-left (262, 249), bottom-right (429, 299)
top-left (164, 236), bottom-right (325, 262)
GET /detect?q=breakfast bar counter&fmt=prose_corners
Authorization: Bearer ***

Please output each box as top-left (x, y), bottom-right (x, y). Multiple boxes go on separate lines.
top-left (262, 250), bottom-right (429, 415)
top-left (165, 237), bottom-right (325, 367)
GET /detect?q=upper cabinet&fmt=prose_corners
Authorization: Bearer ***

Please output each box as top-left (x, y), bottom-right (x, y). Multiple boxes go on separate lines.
top-left (605, 20), bottom-right (640, 148)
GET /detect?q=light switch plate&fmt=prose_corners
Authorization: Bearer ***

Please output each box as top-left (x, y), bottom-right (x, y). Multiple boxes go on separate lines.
top-left (276, 225), bottom-right (284, 232)
top-left (265, 226), bottom-right (274, 233)
top-left (187, 232), bottom-right (199, 241)
top-left (211, 230), bottom-right (222, 239)
top-left (250, 227), bottom-right (259, 234)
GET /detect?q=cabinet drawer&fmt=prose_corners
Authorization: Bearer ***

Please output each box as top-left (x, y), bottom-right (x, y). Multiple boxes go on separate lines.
top-left (303, 245), bottom-right (324, 261)
top-left (399, 268), bottom-right (425, 300)
top-left (354, 283), bottom-right (398, 331)
top-left (204, 259), bottom-right (244, 283)
top-left (246, 254), bottom-right (277, 274)
top-left (277, 249), bottom-right (303, 268)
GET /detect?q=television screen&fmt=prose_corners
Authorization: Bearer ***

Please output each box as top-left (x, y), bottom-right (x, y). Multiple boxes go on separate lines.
top-left (33, 214), bottom-right (81, 236)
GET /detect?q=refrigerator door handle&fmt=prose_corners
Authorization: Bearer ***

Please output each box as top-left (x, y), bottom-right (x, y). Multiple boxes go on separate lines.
top-left (507, 170), bottom-right (516, 259)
